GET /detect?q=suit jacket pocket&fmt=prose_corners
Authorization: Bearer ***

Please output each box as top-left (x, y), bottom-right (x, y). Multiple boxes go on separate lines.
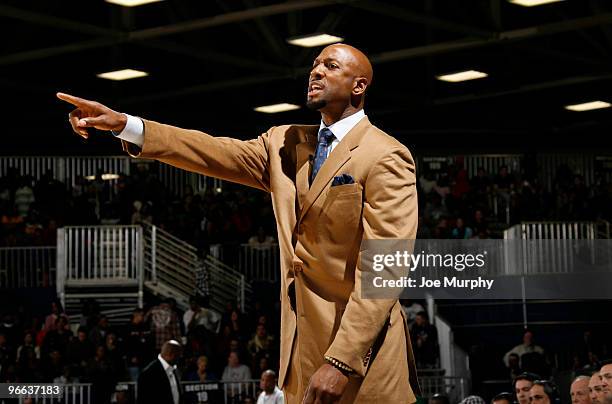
top-left (318, 185), bottom-right (362, 246)
top-left (326, 182), bottom-right (360, 199)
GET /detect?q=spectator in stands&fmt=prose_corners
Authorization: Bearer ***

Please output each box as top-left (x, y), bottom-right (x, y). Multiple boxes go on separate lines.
top-left (589, 371), bottom-right (605, 404)
top-left (571, 375), bottom-right (592, 404)
top-left (183, 296), bottom-right (221, 335)
top-left (600, 362), bottom-right (612, 404)
top-left (41, 317), bottom-right (72, 359)
top-left (67, 326), bottom-right (93, 374)
top-left (248, 226), bottom-right (276, 249)
top-left (471, 209), bottom-right (489, 238)
top-left (146, 300), bottom-right (182, 351)
top-left (14, 176), bottom-right (35, 218)
top-left (41, 349), bottom-right (65, 381)
top-left (459, 395), bottom-right (486, 404)
top-left (514, 372), bottom-right (539, 404)
top-left (122, 308), bottom-right (153, 381)
top-left (225, 309), bottom-right (245, 342)
top-left (504, 330), bottom-right (545, 371)
top-left (494, 166), bottom-right (513, 192)
top-left (0, 332), bottom-right (13, 379)
top-left (86, 345), bottom-right (116, 404)
top-left (184, 355), bottom-right (217, 382)
top-left (222, 351), bottom-right (252, 384)
top-left (470, 167), bottom-right (490, 194)
top-left (257, 369), bottom-right (284, 404)
top-left (53, 365), bottom-right (79, 384)
top-left (256, 356), bottom-right (272, 380)
top-left (410, 311), bottom-right (439, 368)
top-left (248, 324), bottom-right (274, 359)
top-left (508, 353), bottom-right (522, 381)
top-left (105, 332), bottom-right (125, 378)
top-left (0, 313), bottom-right (19, 353)
top-left (429, 393), bottom-right (450, 404)
top-left (89, 315), bottom-right (111, 348)
top-left (451, 217), bottom-right (473, 239)
top-left (400, 299), bottom-right (425, 325)
top-left (15, 343), bottom-right (42, 382)
top-left (43, 300), bottom-right (69, 333)
top-left (491, 392), bottom-right (513, 404)
top-left (529, 380), bottom-right (560, 404)
top-left (16, 331), bottom-right (40, 364)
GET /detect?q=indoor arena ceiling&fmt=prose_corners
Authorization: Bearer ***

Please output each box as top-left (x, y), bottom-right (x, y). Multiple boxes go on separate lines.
top-left (2, 0), bottom-right (612, 153)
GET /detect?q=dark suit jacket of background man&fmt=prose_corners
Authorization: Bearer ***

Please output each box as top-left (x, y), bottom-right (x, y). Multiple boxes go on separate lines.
top-left (137, 358), bottom-right (183, 404)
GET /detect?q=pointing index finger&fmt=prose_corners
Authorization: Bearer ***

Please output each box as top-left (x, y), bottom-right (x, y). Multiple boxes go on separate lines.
top-left (56, 92), bottom-right (91, 108)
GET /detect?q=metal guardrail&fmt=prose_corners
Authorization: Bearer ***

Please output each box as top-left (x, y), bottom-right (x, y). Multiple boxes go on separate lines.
top-left (0, 155), bottom-right (130, 194)
top-left (504, 221), bottom-right (609, 240)
top-left (0, 246), bottom-right (56, 288)
top-left (0, 155), bottom-right (218, 197)
top-left (238, 244), bottom-right (280, 282)
top-left (419, 376), bottom-right (468, 402)
top-left (57, 226), bottom-right (143, 283)
top-left (113, 375), bottom-right (466, 404)
top-left (16, 383), bottom-right (92, 404)
top-left (502, 221), bottom-right (610, 276)
top-left (204, 255), bottom-right (252, 314)
top-left (142, 222), bottom-right (199, 309)
top-left (56, 226), bottom-right (144, 309)
top-left (142, 222), bottom-right (250, 313)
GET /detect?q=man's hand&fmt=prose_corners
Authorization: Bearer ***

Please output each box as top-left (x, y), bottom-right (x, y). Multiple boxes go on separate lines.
top-left (302, 364), bottom-right (349, 404)
top-left (56, 92), bottom-right (127, 139)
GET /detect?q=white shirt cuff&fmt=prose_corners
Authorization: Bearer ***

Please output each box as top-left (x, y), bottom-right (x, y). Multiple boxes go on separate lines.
top-left (112, 114), bottom-right (144, 147)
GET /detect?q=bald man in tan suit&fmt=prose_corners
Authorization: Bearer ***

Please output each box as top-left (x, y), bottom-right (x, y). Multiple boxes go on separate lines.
top-left (58, 44), bottom-right (420, 404)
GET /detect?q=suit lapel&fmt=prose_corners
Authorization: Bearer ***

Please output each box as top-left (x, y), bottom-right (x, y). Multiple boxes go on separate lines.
top-left (299, 116), bottom-right (371, 222)
top-left (296, 128), bottom-right (318, 210)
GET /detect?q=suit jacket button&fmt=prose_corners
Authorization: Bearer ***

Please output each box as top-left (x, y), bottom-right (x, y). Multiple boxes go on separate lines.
top-left (293, 263), bottom-right (303, 273)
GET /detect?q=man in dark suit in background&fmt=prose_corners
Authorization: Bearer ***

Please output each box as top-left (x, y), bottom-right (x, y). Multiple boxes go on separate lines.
top-left (137, 340), bottom-right (183, 404)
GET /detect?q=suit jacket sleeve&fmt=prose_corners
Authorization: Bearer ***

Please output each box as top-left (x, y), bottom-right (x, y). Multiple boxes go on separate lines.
top-left (324, 146), bottom-right (418, 377)
top-left (136, 364), bottom-right (153, 404)
top-left (121, 119), bottom-right (273, 192)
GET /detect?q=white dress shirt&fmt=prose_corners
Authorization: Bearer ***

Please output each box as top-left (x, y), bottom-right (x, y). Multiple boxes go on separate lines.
top-left (317, 109), bottom-right (366, 157)
top-left (158, 354), bottom-right (180, 404)
top-left (113, 109), bottom-right (367, 155)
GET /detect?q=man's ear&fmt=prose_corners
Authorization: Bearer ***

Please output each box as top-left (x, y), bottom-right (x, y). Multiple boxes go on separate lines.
top-left (352, 77), bottom-right (368, 96)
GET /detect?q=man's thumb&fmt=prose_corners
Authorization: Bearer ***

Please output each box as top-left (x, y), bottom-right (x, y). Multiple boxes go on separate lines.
top-left (77, 116), bottom-right (105, 128)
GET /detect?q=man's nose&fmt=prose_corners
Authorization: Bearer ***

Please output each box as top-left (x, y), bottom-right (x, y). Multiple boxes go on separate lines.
top-left (310, 64), bottom-right (325, 80)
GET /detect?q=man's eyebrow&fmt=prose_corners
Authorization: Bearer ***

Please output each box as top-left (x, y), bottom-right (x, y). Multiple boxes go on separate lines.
top-left (313, 57), bottom-right (341, 66)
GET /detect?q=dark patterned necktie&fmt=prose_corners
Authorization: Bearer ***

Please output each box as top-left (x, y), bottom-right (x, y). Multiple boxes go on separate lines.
top-left (310, 127), bottom-right (335, 185)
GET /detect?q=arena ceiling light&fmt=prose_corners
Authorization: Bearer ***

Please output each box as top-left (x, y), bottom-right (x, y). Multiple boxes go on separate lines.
top-left (254, 103), bottom-right (301, 114)
top-left (287, 33), bottom-right (344, 48)
top-left (436, 70), bottom-right (488, 83)
top-left (96, 69), bottom-right (149, 81)
top-left (105, 0), bottom-right (164, 6)
top-left (564, 101), bottom-right (611, 112)
top-left (507, 0), bottom-right (565, 6)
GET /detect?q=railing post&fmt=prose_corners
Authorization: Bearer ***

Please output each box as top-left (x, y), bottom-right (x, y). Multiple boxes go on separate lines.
top-left (138, 226), bottom-right (145, 309)
top-left (151, 225), bottom-right (157, 284)
top-left (56, 228), bottom-right (66, 308)
top-left (240, 275), bottom-right (245, 313)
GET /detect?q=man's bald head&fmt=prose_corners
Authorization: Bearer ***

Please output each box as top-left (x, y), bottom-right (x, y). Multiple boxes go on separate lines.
top-left (161, 340), bottom-right (183, 365)
top-left (322, 44), bottom-right (373, 84)
top-left (307, 43), bottom-right (373, 122)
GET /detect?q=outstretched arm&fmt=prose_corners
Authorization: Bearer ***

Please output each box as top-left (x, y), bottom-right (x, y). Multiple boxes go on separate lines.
top-left (57, 92), bottom-right (271, 192)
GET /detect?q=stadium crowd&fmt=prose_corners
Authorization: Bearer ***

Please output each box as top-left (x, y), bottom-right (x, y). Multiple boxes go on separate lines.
top-left (2, 159), bottom-right (611, 248)
top-left (1, 158), bottom-right (611, 404)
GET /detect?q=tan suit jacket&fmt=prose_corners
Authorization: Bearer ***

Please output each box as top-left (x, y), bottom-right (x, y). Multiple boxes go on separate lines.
top-left (122, 115), bottom-right (420, 403)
